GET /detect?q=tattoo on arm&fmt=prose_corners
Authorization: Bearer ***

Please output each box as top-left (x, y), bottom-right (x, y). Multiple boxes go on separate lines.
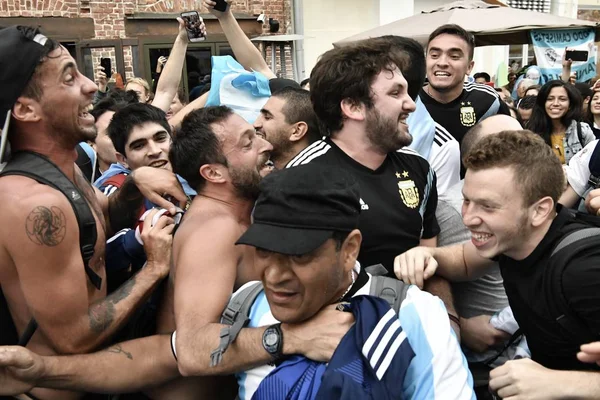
top-left (88, 276), bottom-right (136, 333)
top-left (105, 344), bottom-right (133, 360)
top-left (25, 206), bottom-right (67, 246)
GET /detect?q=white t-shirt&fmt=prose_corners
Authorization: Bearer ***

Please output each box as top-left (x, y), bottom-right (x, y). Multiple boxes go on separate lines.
top-left (565, 139), bottom-right (599, 196)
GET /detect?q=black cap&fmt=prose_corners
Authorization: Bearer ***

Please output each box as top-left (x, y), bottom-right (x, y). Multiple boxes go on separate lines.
top-left (268, 78), bottom-right (301, 94)
top-left (0, 26), bottom-right (53, 165)
top-left (236, 163), bottom-right (361, 255)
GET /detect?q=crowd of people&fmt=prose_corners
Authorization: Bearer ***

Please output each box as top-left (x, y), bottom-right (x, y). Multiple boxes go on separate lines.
top-left (0, 1), bottom-right (600, 399)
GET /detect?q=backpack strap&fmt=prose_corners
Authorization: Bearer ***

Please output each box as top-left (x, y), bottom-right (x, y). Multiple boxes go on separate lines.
top-left (587, 141), bottom-right (600, 189)
top-left (547, 226), bottom-right (600, 343)
top-left (211, 282), bottom-right (265, 367)
top-left (369, 275), bottom-right (409, 314)
top-left (577, 121), bottom-right (584, 148)
top-left (0, 151), bottom-right (100, 346)
top-left (0, 287), bottom-right (19, 345)
top-left (364, 264), bottom-right (409, 314)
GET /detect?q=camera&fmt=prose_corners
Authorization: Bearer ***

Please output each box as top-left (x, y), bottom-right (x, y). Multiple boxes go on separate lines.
top-left (257, 13), bottom-right (266, 23)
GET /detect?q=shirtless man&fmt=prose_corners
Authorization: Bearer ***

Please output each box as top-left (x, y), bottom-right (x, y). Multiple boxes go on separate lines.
top-left (150, 104), bottom-right (273, 398)
top-left (149, 106), bottom-right (353, 399)
top-left (0, 26), bottom-right (186, 399)
top-left (0, 107), bottom-right (356, 399)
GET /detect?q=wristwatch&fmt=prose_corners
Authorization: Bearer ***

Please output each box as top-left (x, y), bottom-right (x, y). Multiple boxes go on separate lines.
top-left (262, 323), bottom-right (283, 359)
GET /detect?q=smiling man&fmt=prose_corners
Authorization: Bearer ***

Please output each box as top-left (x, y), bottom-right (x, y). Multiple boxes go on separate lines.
top-left (396, 130), bottom-right (600, 399)
top-left (289, 37), bottom-right (439, 278)
top-left (253, 87), bottom-right (321, 170)
top-left (0, 25), bottom-right (185, 400)
top-left (94, 102), bottom-right (196, 197)
top-left (420, 24), bottom-right (509, 177)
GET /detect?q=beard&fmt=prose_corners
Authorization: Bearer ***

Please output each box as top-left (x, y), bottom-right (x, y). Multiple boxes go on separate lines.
top-left (229, 158), bottom-right (266, 200)
top-left (42, 103), bottom-right (97, 146)
top-left (365, 107), bottom-right (412, 154)
top-left (266, 128), bottom-right (294, 167)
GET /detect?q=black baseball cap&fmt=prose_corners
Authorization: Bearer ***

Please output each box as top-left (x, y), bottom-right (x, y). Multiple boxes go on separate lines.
top-left (236, 163), bottom-right (361, 255)
top-left (0, 26), bottom-right (54, 165)
top-left (268, 78), bottom-right (301, 94)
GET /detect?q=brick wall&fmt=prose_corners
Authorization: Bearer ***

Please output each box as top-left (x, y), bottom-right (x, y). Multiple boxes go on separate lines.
top-left (0, 0), bottom-right (293, 80)
top-left (578, 9), bottom-right (600, 22)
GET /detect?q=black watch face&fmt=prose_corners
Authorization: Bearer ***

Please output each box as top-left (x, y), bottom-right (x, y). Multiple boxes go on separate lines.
top-left (265, 330), bottom-right (279, 347)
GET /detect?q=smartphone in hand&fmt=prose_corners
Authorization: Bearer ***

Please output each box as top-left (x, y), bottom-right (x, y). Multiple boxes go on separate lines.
top-left (100, 58), bottom-right (112, 78)
top-left (214, 0), bottom-right (228, 12)
top-left (180, 11), bottom-right (206, 42)
top-left (565, 49), bottom-right (589, 62)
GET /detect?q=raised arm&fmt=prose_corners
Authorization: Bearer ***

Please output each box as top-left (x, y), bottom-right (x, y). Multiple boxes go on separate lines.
top-left (204, 0), bottom-right (276, 78)
top-left (169, 92), bottom-right (209, 130)
top-left (5, 189), bottom-right (174, 354)
top-left (561, 50), bottom-right (573, 83)
top-left (151, 19), bottom-right (194, 113)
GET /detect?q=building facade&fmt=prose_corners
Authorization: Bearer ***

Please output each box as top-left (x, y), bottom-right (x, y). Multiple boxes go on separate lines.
top-left (0, 0), bottom-right (294, 96)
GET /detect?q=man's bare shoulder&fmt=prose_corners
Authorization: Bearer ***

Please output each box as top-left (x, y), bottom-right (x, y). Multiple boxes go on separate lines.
top-left (176, 210), bottom-right (244, 245)
top-left (0, 176), bottom-right (75, 236)
top-left (0, 175), bottom-right (73, 214)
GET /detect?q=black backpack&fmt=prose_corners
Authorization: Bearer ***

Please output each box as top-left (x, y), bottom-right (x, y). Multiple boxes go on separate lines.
top-left (209, 264), bottom-right (409, 367)
top-left (544, 212), bottom-right (600, 344)
top-left (0, 151), bottom-right (101, 346)
top-left (586, 137), bottom-right (600, 191)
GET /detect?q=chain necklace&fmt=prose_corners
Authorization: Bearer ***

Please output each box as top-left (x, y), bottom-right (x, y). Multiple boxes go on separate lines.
top-left (337, 270), bottom-right (356, 302)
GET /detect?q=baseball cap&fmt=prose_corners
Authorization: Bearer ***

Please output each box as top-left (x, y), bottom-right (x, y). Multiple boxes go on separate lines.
top-left (236, 163), bottom-right (361, 255)
top-left (0, 26), bottom-right (53, 165)
top-left (268, 78), bottom-right (301, 94)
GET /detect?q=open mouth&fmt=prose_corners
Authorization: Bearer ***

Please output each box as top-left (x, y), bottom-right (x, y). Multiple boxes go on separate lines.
top-left (149, 160), bottom-right (169, 169)
top-left (471, 232), bottom-right (493, 247)
top-left (78, 108), bottom-right (94, 123)
top-left (259, 159), bottom-right (274, 170)
top-left (434, 71), bottom-right (451, 77)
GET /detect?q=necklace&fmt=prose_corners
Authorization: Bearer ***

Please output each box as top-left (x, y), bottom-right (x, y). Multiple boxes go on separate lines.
top-left (337, 270), bottom-right (356, 302)
top-left (196, 193), bottom-right (236, 207)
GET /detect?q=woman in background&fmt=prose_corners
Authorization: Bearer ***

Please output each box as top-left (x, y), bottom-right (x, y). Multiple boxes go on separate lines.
top-left (528, 80), bottom-right (595, 164)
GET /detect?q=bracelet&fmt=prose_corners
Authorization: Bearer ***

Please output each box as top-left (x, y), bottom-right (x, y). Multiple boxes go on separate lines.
top-left (170, 331), bottom-right (178, 361)
top-left (448, 313), bottom-right (461, 327)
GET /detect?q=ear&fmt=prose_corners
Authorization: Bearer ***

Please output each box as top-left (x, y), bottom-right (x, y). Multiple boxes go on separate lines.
top-left (340, 98), bottom-right (366, 122)
top-left (199, 163), bottom-right (227, 184)
top-left (466, 59), bottom-right (475, 76)
top-left (530, 196), bottom-right (555, 227)
top-left (116, 152), bottom-right (130, 169)
top-left (289, 121), bottom-right (308, 143)
top-left (340, 229), bottom-right (362, 274)
top-left (11, 97), bottom-right (42, 124)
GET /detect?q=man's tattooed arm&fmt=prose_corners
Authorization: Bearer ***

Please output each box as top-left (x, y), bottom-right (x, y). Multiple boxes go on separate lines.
top-left (104, 343), bottom-right (133, 360)
top-left (88, 276), bottom-right (136, 334)
top-left (25, 206), bottom-right (67, 246)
